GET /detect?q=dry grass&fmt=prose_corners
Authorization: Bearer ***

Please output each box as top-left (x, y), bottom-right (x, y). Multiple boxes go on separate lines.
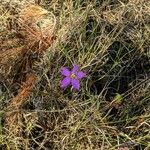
top-left (0, 0), bottom-right (150, 150)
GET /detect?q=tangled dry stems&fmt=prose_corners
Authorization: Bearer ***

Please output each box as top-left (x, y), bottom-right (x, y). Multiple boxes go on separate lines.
top-left (0, 0), bottom-right (150, 150)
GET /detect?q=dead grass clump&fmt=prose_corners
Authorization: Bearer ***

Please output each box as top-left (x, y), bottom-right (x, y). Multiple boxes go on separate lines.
top-left (0, 2), bottom-right (56, 139)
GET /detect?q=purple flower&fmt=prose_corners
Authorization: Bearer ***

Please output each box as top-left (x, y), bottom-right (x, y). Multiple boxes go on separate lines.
top-left (60, 64), bottom-right (86, 90)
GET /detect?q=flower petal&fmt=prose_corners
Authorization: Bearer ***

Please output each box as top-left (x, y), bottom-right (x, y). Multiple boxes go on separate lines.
top-left (71, 64), bottom-right (79, 73)
top-left (61, 67), bottom-right (71, 76)
top-left (77, 71), bottom-right (86, 79)
top-left (61, 77), bottom-right (71, 88)
top-left (71, 79), bottom-right (80, 90)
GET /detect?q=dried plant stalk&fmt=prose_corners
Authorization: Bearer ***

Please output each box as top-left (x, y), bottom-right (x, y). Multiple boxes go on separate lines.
top-left (3, 4), bottom-right (56, 136)
top-left (5, 74), bottom-right (37, 134)
top-left (7, 74), bottom-right (37, 110)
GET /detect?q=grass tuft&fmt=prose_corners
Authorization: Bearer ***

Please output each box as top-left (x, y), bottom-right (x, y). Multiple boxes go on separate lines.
top-left (0, 0), bottom-right (150, 149)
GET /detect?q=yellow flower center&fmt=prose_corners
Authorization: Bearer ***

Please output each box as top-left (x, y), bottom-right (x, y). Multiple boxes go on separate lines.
top-left (70, 73), bottom-right (76, 78)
